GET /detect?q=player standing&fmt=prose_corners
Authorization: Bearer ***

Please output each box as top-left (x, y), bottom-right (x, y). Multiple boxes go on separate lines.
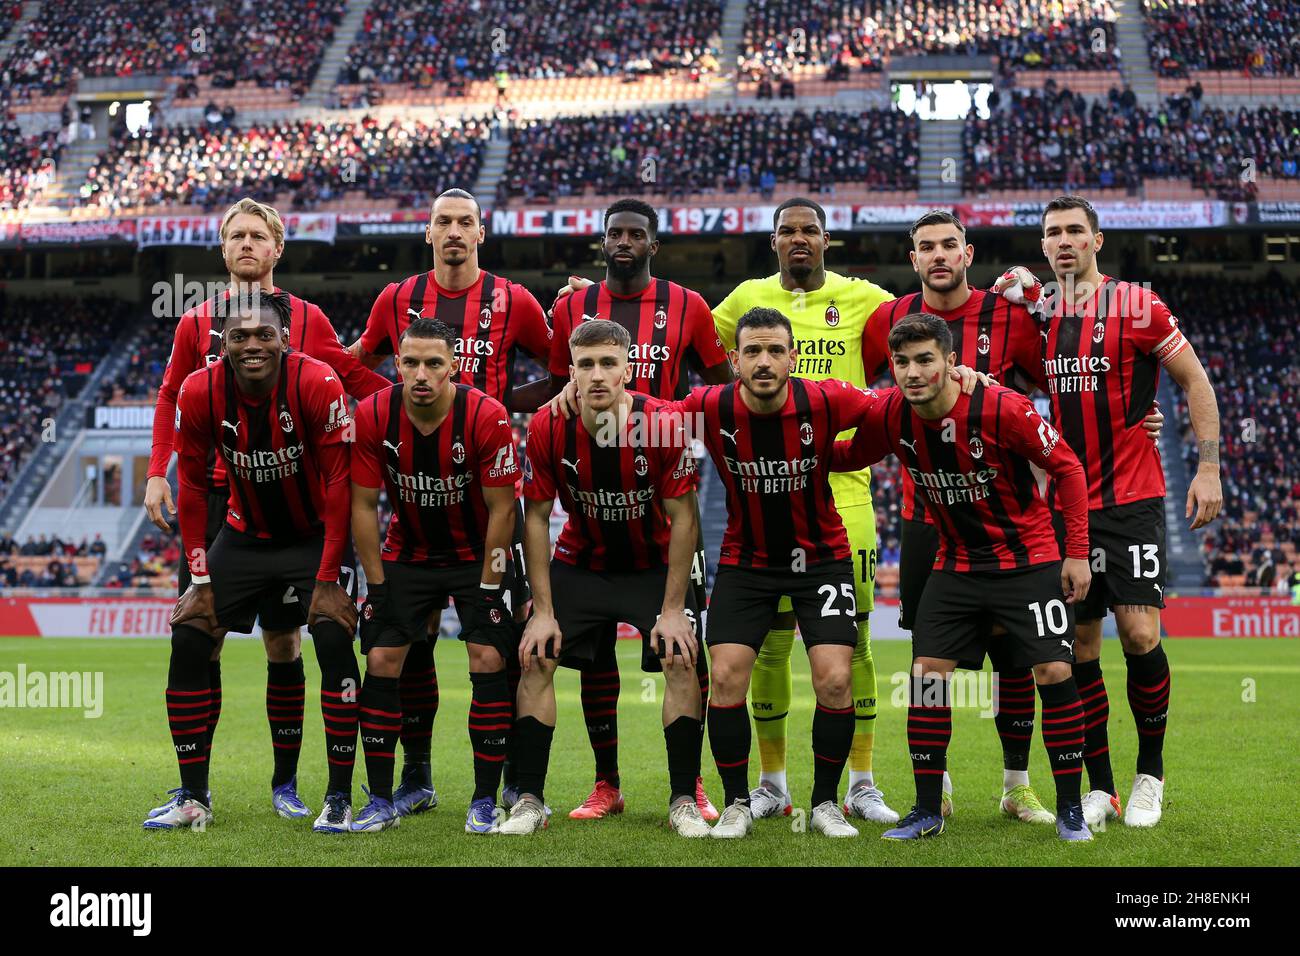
top-left (710, 199), bottom-right (897, 823)
top-left (348, 188), bottom-right (551, 816)
top-left (995, 196), bottom-right (1222, 828)
top-left (143, 198), bottom-right (386, 823)
top-left (503, 320), bottom-right (709, 836)
top-left (833, 313), bottom-right (1096, 841)
top-left (547, 198), bottom-right (729, 821)
top-left (144, 296), bottom-right (360, 832)
top-left (349, 318), bottom-right (523, 834)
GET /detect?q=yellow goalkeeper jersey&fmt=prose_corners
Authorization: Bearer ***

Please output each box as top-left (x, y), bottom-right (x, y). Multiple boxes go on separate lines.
top-left (713, 270), bottom-right (894, 507)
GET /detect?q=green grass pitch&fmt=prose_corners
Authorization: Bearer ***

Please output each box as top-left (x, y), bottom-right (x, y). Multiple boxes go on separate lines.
top-left (0, 636), bottom-right (1295, 866)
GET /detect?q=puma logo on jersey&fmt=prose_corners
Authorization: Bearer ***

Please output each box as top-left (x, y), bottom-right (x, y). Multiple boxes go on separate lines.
top-left (561, 457), bottom-right (580, 473)
top-left (406, 307), bottom-right (424, 320)
top-left (1060, 639), bottom-right (1075, 653)
top-left (899, 438), bottom-right (917, 453)
top-left (1153, 583), bottom-right (1163, 596)
top-left (221, 419), bottom-right (240, 435)
top-left (383, 440), bottom-right (402, 455)
top-left (719, 427), bottom-right (740, 444)
top-left (209, 329), bottom-right (223, 339)
top-left (324, 376), bottom-right (334, 383)
top-left (581, 313), bottom-right (602, 323)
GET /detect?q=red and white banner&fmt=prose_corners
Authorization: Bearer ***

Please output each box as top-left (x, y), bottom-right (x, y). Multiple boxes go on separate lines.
top-left (1160, 595), bottom-right (1300, 639)
top-left (135, 213), bottom-right (336, 248)
top-left (0, 597), bottom-right (177, 638)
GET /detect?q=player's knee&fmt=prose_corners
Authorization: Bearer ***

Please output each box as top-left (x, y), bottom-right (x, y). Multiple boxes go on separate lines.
top-left (708, 659), bottom-right (748, 703)
top-left (1117, 614), bottom-right (1159, 653)
top-left (1033, 660), bottom-right (1073, 685)
top-left (263, 627), bottom-right (299, 663)
top-left (520, 659), bottom-right (556, 689)
top-left (467, 642), bottom-right (505, 673)
top-left (365, 646), bottom-right (406, 679)
top-left (811, 666), bottom-right (852, 706)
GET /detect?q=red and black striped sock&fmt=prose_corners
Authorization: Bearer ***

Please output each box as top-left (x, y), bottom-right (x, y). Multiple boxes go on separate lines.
top-left (1073, 657), bottom-right (1116, 795)
top-left (907, 675), bottom-right (951, 816)
top-left (358, 674), bottom-right (401, 802)
top-left (313, 620), bottom-right (360, 796)
top-left (707, 701), bottom-right (751, 807)
top-left (167, 625), bottom-right (213, 797)
top-left (581, 630), bottom-right (621, 789)
top-left (468, 671), bottom-right (511, 801)
top-left (1038, 677), bottom-right (1085, 808)
top-left (398, 639), bottom-right (438, 765)
top-left (267, 657), bottom-right (306, 788)
top-left (1125, 644), bottom-right (1171, 779)
top-left (204, 659), bottom-right (222, 766)
top-left (993, 667), bottom-right (1035, 771)
top-left (811, 702), bottom-right (855, 806)
top-left (664, 714), bottom-right (702, 805)
top-left (513, 715), bottom-right (555, 805)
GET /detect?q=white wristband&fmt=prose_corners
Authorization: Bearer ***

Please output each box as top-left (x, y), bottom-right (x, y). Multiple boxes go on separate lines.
top-left (190, 574), bottom-right (212, 585)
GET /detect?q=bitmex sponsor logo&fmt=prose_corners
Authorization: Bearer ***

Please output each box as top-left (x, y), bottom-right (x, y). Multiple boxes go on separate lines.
top-left (50, 886), bottom-right (151, 936)
top-left (0, 666), bottom-right (103, 718)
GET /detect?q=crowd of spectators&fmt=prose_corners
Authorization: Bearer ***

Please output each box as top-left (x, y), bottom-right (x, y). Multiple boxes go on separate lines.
top-left (0, 115), bottom-right (61, 209)
top-left (498, 105), bottom-right (918, 203)
top-left (101, 530), bottom-right (180, 588)
top-left (1145, 0), bottom-right (1300, 77)
top-left (0, 2), bottom-right (20, 43)
top-left (740, 0), bottom-right (1118, 79)
top-left (78, 115), bottom-right (492, 213)
top-left (963, 86), bottom-right (1299, 199)
top-left (0, 0), bottom-right (345, 99)
top-left (338, 0), bottom-right (722, 86)
top-left (0, 295), bottom-right (133, 501)
top-left (1156, 273), bottom-right (1300, 588)
top-left (0, 532), bottom-right (108, 587)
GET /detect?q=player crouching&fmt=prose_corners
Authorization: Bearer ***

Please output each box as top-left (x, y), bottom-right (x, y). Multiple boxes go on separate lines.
top-left (502, 320), bottom-right (710, 837)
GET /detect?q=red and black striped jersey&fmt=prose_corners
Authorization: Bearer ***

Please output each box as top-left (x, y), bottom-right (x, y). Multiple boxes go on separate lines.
top-left (549, 278), bottom-right (728, 399)
top-left (665, 378), bottom-right (877, 570)
top-left (523, 394), bottom-right (697, 572)
top-left (1039, 277), bottom-right (1188, 509)
top-left (352, 383), bottom-right (519, 566)
top-left (360, 270), bottom-right (552, 406)
top-left (834, 383), bottom-right (1089, 572)
top-left (175, 352), bottom-right (352, 581)
top-left (862, 287), bottom-right (1045, 522)
top-left (151, 288), bottom-right (389, 487)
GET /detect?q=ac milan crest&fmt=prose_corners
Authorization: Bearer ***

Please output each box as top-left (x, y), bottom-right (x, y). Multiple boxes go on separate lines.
top-left (451, 441), bottom-right (466, 464)
top-left (278, 411), bottom-right (294, 433)
top-left (968, 434), bottom-right (985, 459)
top-left (824, 303), bottom-right (840, 328)
top-left (800, 422), bottom-right (815, 446)
top-left (634, 454), bottom-right (649, 476)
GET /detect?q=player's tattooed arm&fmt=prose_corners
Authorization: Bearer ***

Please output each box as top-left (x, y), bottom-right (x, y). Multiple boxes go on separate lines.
top-left (1164, 344), bottom-right (1223, 529)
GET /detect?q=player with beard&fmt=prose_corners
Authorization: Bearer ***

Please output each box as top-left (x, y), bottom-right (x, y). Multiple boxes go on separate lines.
top-left (348, 188), bottom-right (551, 818)
top-left (144, 295), bottom-right (359, 832)
top-left (545, 198), bottom-right (730, 822)
top-left (832, 313), bottom-right (1096, 841)
top-left (349, 319), bottom-right (522, 834)
top-left (143, 198), bottom-right (387, 825)
top-left (862, 210), bottom-right (1161, 825)
top-left (710, 199), bottom-right (897, 824)
top-left (994, 196), bottom-right (1222, 828)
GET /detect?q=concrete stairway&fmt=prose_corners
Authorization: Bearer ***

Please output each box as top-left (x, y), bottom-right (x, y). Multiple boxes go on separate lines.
top-left (918, 119), bottom-right (964, 202)
top-left (301, 0), bottom-right (376, 107)
top-left (1113, 0), bottom-right (1160, 104)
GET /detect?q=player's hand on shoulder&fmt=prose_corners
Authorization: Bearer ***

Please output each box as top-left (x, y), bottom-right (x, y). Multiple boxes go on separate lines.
top-left (652, 609), bottom-right (697, 668)
top-left (171, 582), bottom-right (218, 631)
top-left (308, 579), bottom-right (359, 633)
top-left (1060, 558), bottom-right (1092, 605)
top-left (553, 275), bottom-right (593, 303)
top-left (950, 364), bottom-right (998, 394)
top-left (546, 380), bottom-right (581, 418)
top-left (993, 266), bottom-right (1043, 307)
top-left (519, 612), bottom-right (562, 671)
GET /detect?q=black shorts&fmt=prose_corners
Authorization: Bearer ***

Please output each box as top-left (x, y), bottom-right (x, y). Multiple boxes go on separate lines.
top-left (207, 527), bottom-right (356, 635)
top-left (365, 558), bottom-right (521, 658)
top-left (549, 560), bottom-right (700, 673)
top-left (707, 559), bottom-right (858, 651)
top-left (899, 517), bottom-right (939, 631)
top-left (913, 563), bottom-right (1076, 670)
top-left (178, 489), bottom-right (316, 632)
top-left (1058, 498), bottom-right (1167, 623)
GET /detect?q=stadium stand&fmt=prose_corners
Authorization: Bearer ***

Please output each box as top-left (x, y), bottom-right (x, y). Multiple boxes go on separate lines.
top-left (498, 105), bottom-right (920, 204)
top-left (0, 295), bottom-right (135, 502)
top-left (0, 117), bottom-right (62, 210)
top-left (0, 0), bottom-right (345, 98)
top-left (1144, 0), bottom-right (1300, 77)
top-left (740, 0), bottom-right (1118, 73)
top-left (964, 88), bottom-right (1300, 201)
top-left (77, 116), bottom-right (492, 214)
top-left (1162, 273), bottom-right (1300, 588)
top-left (337, 0), bottom-right (723, 85)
